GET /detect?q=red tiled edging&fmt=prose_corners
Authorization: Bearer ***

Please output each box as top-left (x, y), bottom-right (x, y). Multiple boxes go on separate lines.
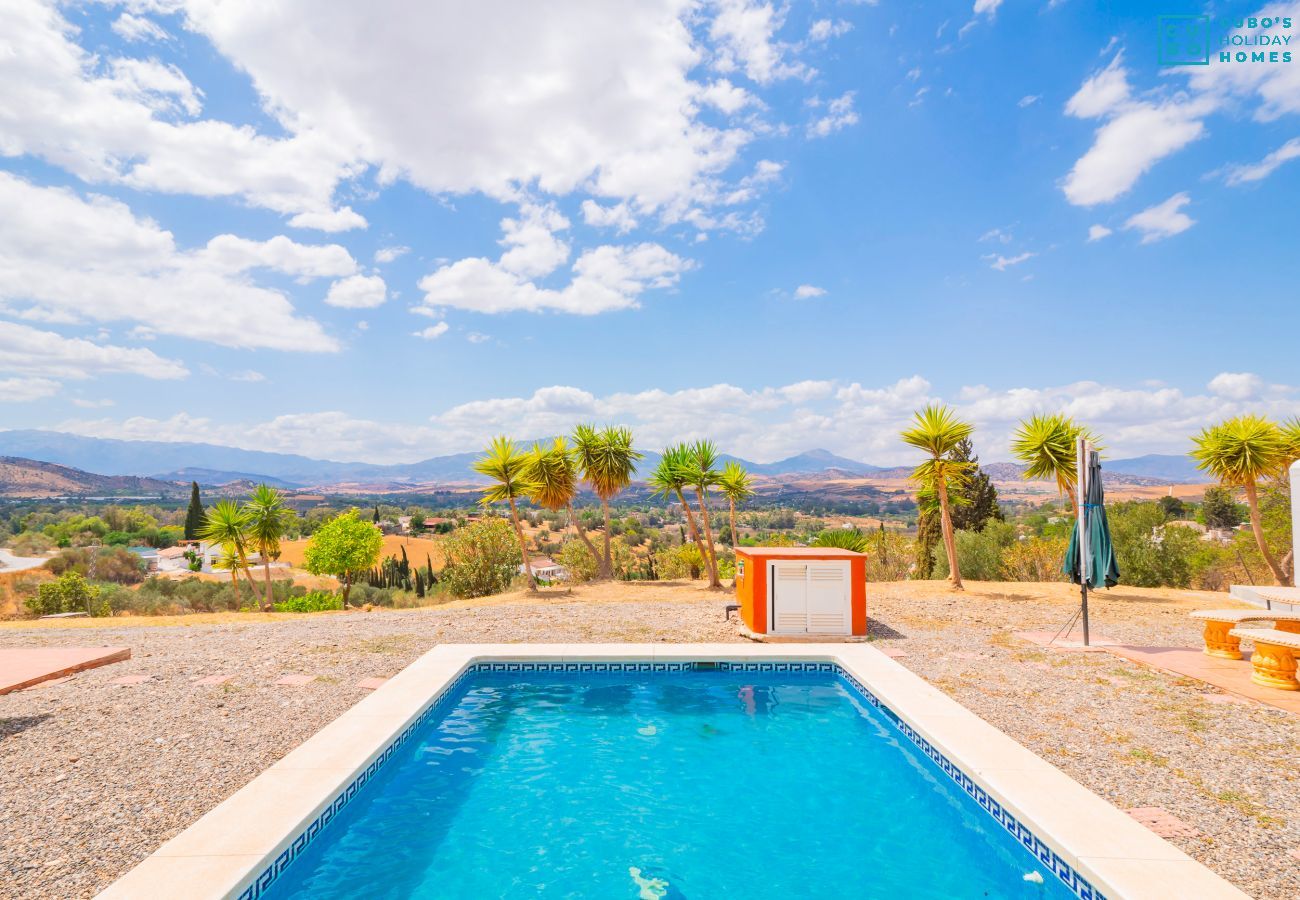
top-left (0, 647), bottom-right (131, 694)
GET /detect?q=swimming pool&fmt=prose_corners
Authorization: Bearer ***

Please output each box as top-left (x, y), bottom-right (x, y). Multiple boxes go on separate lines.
top-left (98, 645), bottom-right (1246, 900)
top-left (266, 666), bottom-right (1072, 898)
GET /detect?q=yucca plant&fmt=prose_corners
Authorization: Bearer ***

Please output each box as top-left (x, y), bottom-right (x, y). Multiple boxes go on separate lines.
top-left (524, 438), bottom-right (602, 567)
top-left (473, 436), bottom-right (541, 592)
top-left (245, 483), bottom-right (292, 609)
top-left (572, 424), bottom-right (641, 579)
top-left (717, 461), bottom-right (754, 554)
top-left (811, 529), bottom-right (869, 553)
top-left (199, 499), bottom-right (258, 601)
top-left (1010, 413), bottom-right (1100, 517)
top-left (900, 404), bottom-right (974, 590)
top-left (648, 443), bottom-right (705, 556)
top-left (682, 440), bottom-right (723, 588)
top-left (1191, 415), bottom-right (1289, 585)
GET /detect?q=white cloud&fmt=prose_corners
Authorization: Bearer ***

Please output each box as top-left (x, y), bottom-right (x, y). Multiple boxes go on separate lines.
top-left (709, 0), bottom-right (810, 85)
top-left (581, 200), bottom-right (639, 234)
top-left (0, 172), bottom-right (337, 351)
top-left (807, 91), bottom-right (858, 138)
top-left (1087, 224), bottom-right (1112, 241)
top-left (71, 397), bottom-right (116, 409)
top-left (230, 370), bottom-right (266, 383)
top-left (1062, 56), bottom-right (1210, 206)
top-left (497, 204), bottom-right (571, 278)
top-left (55, 372), bottom-right (1300, 465)
top-left (0, 0), bottom-right (362, 228)
top-left (325, 273), bottom-right (388, 308)
top-left (111, 13), bottom-right (170, 43)
top-left (413, 322), bottom-right (450, 340)
top-left (466, 332), bottom-right (490, 344)
top-left (793, 284), bottom-right (826, 299)
top-left (984, 251), bottom-right (1034, 271)
top-left (1207, 372), bottom-right (1263, 400)
top-left (808, 19), bottom-right (852, 41)
top-left (1224, 137), bottom-right (1300, 186)
top-left (0, 376), bottom-right (60, 403)
top-left (973, 0), bottom-right (1003, 16)
top-left (417, 241), bottom-right (691, 315)
top-left (1123, 192), bottom-right (1195, 243)
top-left (1018, 94), bottom-right (1040, 108)
top-left (374, 245), bottom-right (410, 263)
top-left (199, 234), bottom-right (358, 278)
top-left (0, 320), bottom-right (188, 381)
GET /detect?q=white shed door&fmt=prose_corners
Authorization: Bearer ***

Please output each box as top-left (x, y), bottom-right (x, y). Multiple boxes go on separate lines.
top-left (771, 563), bottom-right (808, 632)
top-left (770, 561), bottom-right (850, 634)
top-left (807, 563), bottom-right (850, 634)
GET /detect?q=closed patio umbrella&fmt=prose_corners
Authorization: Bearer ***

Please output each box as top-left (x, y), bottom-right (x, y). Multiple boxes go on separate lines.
top-left (1062, 446), bottom-right (1119, 645)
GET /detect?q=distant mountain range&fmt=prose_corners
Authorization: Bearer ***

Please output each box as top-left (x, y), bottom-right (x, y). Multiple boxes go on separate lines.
top-left (0, 429), bottom-right (1208, 491)
top-left (0, 456), bottom-right (186, 498)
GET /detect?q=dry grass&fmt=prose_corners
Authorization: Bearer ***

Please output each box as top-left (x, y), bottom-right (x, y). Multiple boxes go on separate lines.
top-left (276, 533), bottom-right (446, 568)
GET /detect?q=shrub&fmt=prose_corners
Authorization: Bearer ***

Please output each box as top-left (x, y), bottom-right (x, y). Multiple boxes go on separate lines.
top-left (1001, 536), bottom-right (1070, 582)
top-left (863, 529), bottom-right (914, 582)
top-left (25, 572), bottom-right (108, 617)
top-left (273, 591), bottom-right (342, 613)
top-left (7, 532), bottom-right (54, 556)
top-left (556, 538), bottom-right (635, 582)
top-left (439, 519), bottom-right (521, 598)
top-left (46, 547), bottom-right (147, 584)
top-left (933, 521), bottom-right (1016, 582)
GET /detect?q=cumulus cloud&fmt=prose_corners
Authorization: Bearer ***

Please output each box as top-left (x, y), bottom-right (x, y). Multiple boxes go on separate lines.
top-left (111, 13), bottom-right (170, 43)
top-left (1018, 95), bottom-right (1040, 108)
top-left (710, 0), bottom-right (810, 84)
top-left (0, 376), bottom-right (60, 403)
top-left (1, 0), bottom-right (362, 228)
top-left (325, 273), bottom-right (388, 308)
top-left (807, 91), bottom-right (858, 138)
top-left (793, 285), bottom-right (826, 299)
top-left (413, 322), bottom-right (450, 340)
top-left (1087, 224), bottom-right (1112, 241)
top-left (57, 371), bottom-right (1300, 466)
top-left (374, 245), bottom-right (410, 263)
top-left (199, 234), bottom-right (358, 279)
top-left (0, 320), bottom-right (188, 381)
top-left (0, 173), bottom-right (337, 351)
top-left (1123, 192), bottom-right (1195, 243)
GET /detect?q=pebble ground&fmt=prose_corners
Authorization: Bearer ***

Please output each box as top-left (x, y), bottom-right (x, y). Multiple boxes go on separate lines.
top-left (1, 580), bottom-right (1295, 898)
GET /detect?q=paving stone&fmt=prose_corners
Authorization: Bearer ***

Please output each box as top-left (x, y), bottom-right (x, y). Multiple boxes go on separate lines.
top-left (110, 675), bottom-right (150, 685)
top-left (1126, 807), bottom-right (1201, 839)
top-left (355, 677), bottom-right (388, 690)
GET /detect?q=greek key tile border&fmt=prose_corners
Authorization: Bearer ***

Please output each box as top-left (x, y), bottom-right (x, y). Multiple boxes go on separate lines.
top-left (238, 659), bottom-right (1099, 900)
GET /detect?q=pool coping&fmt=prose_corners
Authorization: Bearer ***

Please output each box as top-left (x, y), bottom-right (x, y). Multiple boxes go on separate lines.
top-left (96, 643), bottom-right (1247, 900)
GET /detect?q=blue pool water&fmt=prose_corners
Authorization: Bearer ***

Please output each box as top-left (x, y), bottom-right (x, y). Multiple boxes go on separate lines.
top-left (266, 668), bottom-right (1075, 898)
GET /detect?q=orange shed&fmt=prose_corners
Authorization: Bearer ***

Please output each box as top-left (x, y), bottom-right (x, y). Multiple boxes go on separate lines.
top-left (734, 547), bottom-right (867, 637)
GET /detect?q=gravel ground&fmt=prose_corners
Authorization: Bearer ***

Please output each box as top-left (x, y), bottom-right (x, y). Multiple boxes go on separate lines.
top-left (1, 580), bottom-right (1296, 899)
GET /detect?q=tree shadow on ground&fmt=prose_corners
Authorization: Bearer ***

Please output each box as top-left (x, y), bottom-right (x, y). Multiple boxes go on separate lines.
top-left (1, 713), bottom-right (52, 740)
top-left (867, 620), bottom-right (907, 640)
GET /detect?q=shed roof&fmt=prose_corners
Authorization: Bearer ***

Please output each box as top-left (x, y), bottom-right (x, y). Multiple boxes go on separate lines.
top-left (736, 546), bottom-right (865, 557)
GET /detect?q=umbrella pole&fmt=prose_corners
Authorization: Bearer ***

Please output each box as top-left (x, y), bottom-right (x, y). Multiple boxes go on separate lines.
top-left (1077, 437), bottom-right (1091, 647)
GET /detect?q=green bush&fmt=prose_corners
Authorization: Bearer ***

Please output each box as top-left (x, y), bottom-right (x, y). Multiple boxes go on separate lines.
top-left (933, 521), bottom-right (1017, 582)
top-left (46, 547), bottom-right (147, 584)
top-left (811, 529), bottom-right (869, 552)
top-left (272, 591), bottom-right (342, 613)
top-left (25, 572), bottom-right (108, 617)
top-left (440, 519), bottom-right (521, 598)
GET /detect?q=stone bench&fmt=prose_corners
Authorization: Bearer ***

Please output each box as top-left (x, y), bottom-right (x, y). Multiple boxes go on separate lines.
top-left (1189, 609), bottom-right (1300, 659)
top-left (1228, 627), bottom-right (1300, 691)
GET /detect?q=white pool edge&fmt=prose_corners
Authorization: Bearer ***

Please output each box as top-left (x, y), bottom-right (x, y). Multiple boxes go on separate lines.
top-left (96, 643), bottom-right (1247, 900)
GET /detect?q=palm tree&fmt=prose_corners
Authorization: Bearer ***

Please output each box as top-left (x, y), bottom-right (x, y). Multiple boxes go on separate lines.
top-left (525, 438), bottom-right (602, 565)
top-left (572, 424), bottom-right (641, 579)
top-left (648, 443), bottom-right (705, 558)
top-left (199, 500), bottom-right (258, 601)
top-left (682, 440), bottom-right (723, 588)
top-left (1282, 417), bottom-right (1300, 466)
top-left (717, 461), bottom-right (754, 553)
top-left (900, 405), bottom-right (974, 590)
top-left (474, 436), bottom-right (541, 591)
top-left (1010, 413), bottom-right (1100, 518)
top-left (1191, 415), bottom-right (1289, 585)
top-left (245, 484), bottom-right (292, 609)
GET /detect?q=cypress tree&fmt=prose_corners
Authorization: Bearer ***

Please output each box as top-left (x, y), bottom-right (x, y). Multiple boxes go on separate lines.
top-left (948, 438), bottom-right (1003, 532)
top-left (183, 481), bottom-right (204, 540)
top-left (373, 505), bottom-right (380, 524)
top-left (914, 509), bottom-right (941, 579)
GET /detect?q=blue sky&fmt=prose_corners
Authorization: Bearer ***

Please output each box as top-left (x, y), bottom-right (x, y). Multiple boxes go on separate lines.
top-left (1, 0), bottom-right (1297, 465)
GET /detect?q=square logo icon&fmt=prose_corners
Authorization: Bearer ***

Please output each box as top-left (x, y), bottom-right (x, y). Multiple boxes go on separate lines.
top-left (1158, 14), bottom-right (1211, 65)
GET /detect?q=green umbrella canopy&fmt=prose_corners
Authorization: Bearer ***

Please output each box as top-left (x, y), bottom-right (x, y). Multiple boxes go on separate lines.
top-left (1063, 452), bottom-right (1120, 588)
